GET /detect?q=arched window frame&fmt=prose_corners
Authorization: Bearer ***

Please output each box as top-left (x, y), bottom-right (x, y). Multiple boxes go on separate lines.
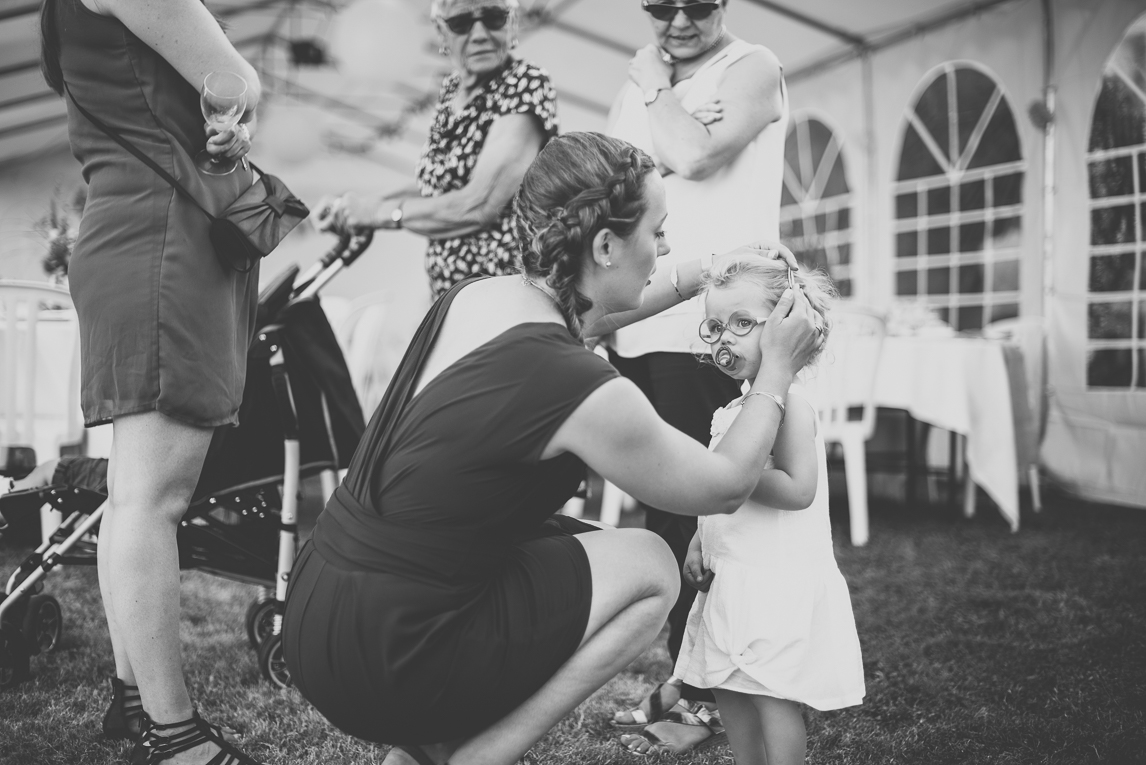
top-left (892, 61), bottom-right (1026, 331)
top-left (779, 111), bottom-right (855, 297)
top-left (1085, 14), bottom-right (1146, 391)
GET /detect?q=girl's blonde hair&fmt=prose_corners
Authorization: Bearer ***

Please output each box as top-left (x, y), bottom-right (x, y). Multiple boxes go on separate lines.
top-left (703, 257), bottom-right (837, 363)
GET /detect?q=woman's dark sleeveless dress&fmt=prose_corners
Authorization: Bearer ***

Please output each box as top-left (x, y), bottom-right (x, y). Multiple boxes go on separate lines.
top-left (56, 0), bottom-right (258, 427)
top-left (282, 279), bottom-right (618, 744)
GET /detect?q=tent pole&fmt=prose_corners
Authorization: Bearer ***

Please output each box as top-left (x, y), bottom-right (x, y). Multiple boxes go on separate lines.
top-left (1038, 0), bottom-right (1055, 436)
top-left (861, 51), bottom-right (879, 305)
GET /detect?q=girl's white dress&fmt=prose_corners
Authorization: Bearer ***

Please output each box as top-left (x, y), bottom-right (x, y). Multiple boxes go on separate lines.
top-left (674, 390), bottom-right (865, 710)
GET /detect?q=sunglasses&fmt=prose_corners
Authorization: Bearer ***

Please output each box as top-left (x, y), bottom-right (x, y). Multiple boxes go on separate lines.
top-left (441, 7), bottom-right (510, 35)
top-left (699, 310), bottom-right (768, 344)
top-left (642, 2), bottom-right (722, 22)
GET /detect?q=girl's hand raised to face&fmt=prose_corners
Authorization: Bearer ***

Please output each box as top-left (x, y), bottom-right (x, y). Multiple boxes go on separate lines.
top-left (756, 286), bottom-right (823, 384)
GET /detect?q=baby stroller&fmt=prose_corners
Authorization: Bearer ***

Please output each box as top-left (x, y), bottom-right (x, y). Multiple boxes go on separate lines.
top-left (0, 232), bottom-right (373, 691)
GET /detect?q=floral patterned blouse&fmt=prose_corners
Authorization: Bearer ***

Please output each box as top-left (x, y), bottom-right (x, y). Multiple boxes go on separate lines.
top-left (415, 57), bottom-right (559, 298)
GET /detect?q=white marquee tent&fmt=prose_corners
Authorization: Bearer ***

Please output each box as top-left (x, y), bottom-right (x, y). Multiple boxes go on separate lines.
top-left (1, 0), bottom-right (1144, 508)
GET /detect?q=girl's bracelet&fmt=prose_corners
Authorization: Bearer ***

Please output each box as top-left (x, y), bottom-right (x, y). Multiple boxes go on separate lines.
top-left (742, 391), bottom-right (785, 426)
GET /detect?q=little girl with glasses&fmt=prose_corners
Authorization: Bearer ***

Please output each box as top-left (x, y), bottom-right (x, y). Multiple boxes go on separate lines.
top-left (676, 258), bottom-right (864, 765)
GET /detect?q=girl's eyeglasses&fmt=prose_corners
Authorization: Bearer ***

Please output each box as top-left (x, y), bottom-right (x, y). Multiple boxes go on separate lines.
top-left (642, 2), bottom-right (722, 22)
top-left (699, 310), bottom-right (767, 343)
top-left (441, 7), bottom-right (509, 35)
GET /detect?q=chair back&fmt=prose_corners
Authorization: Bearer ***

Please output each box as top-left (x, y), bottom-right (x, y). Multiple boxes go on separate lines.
top-left (0, 281), bottom-right (82, 465)
top-left (982, 317), bottom-right (1046, 469)
top-left (804, 305), bottom-right (887, 442)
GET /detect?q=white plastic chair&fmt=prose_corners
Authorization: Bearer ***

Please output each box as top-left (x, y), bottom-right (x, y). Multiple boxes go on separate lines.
top-left (0, 280), bottom-right (83, 542)
top-left (805, 305), bottom-right (887, 546)
top-left (981, 317), bottom-right (1045, 513)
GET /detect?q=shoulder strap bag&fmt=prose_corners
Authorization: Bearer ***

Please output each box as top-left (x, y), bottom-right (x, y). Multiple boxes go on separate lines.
top-left (65, 84), bottom-right (309, 273)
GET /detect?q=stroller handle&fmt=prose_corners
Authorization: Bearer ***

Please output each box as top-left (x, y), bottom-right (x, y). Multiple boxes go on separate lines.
top-left (292, 231), bottom-right (374, 304)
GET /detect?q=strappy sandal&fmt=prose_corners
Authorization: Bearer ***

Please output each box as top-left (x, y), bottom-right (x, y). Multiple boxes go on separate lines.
top-left (132, 710), bottom-right (263, 765)
top-left (611, 681), bottom-right (681, 730)
top-left (618, 701), bottom-right (727, 756)
top-left (102, 677), bottom-right (145, 741)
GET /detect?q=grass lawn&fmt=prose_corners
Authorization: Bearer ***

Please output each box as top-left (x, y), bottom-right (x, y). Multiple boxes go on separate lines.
top-left (0, 486), bottom-right (1144, 765)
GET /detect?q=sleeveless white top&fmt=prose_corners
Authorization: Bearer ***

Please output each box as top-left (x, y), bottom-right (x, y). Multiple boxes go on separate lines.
top-left (673, 388), bottom-right (866, 710)
top-left (608, 40), bottom-right (789, 357)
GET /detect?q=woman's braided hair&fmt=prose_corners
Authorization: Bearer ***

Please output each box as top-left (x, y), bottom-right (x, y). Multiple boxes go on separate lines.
top-left (513, 132), bottom-right (656, 338)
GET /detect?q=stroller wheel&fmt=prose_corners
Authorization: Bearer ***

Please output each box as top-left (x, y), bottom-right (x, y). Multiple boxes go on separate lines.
top-left (245, 597), bottom-right (277, 650)
top-left (0, 624), bottom-right (30, 690)
top-left (258, 633), bottom-right (292, 689)
top-left (23, 594), bottom-right (63, 655)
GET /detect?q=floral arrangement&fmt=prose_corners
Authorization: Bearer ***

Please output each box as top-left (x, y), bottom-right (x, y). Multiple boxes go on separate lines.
top-left (34, 187), bottom-right (85, 283)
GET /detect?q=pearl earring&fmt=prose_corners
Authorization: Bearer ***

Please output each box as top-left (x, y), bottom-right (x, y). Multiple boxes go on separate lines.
top-left (606, 260), bottom-right (612, 267)
top-left (439, 45), bottom-right (448, 56)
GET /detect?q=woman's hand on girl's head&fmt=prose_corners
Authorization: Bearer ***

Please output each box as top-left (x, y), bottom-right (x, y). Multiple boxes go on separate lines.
top-left (756, 287), bottom-right (822, 383)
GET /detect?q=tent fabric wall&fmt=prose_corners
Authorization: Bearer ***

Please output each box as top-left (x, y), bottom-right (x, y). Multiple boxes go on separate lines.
top-left (1042, 0), bottom-right (1146, 509)
top-left (784, 0), bottom-right (1146, 509)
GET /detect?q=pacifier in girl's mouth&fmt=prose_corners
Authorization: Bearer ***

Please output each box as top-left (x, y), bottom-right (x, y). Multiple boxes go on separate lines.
top-left (714, 345), bottom-right (735, 368)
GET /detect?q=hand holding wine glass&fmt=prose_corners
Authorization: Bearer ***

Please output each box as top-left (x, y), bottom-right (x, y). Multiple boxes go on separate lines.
top-left (196, 71), bottom-right (249, 175)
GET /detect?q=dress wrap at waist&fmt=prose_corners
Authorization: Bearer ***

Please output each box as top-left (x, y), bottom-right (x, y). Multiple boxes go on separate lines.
top-left (312, 485), bottom-right (508, 584)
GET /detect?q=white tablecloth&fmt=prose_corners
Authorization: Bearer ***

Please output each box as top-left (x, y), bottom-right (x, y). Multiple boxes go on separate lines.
top-left (869, 336), bottom-right (1019, 531)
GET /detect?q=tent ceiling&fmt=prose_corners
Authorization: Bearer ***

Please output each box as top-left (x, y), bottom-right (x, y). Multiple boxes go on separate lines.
top-left (0, 0), bottom-right (1019, 168)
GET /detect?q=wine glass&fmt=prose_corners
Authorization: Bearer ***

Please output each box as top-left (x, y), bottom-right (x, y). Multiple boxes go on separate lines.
top-left (195, 71), bottom-right (247, 176)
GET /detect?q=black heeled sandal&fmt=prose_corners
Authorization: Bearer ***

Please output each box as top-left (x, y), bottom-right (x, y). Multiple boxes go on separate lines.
top-left (131, 710), bottom-right (263, 765)
top-left (103, 677), bottom-right (145, 741)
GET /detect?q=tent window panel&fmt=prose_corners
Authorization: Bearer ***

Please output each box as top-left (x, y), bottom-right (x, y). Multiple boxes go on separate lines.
top-left (897, 269), bottom-right (918, 295)
top-left (991, 303), bottom-right (1019, 323)
top-left (1088, 75), bottom-right (1146, 152)
top-left (781, 183), bottom-right (797, 207)
top-left (936, 307), bottom-right (951, 324)
top-left (993, 173), bottom-right (1023, 206)
top-left (897, 231), bottom-right (918, 257)
top-left (958, 263), bottom-right (985, 293)
top-left (837, 242), bottom-right (851, 265)
top-left (898, 124), bottom-right (945, 180)
top-left (958, 305), bottom-right (984, 330)
top-left (1091, 205), bottom-right (1137, 245)
top-left (837, 208), bottom-right (850, 231)
top-left (960, 221), bottom-right (986, 252)
top-left (1089, 252), bottom-right (1138, 292)
top-left (928, 227), bottom-right (951, 255)
top-left (896, 193), bottom-right (918, 219)
top-left (1088, 301), bottom-right (1134, 339)
top-left (991, 217), bottom-right (1021, 248)
top-left (915, 75), bottom-right (951, 160)
top-left (823, 157), bottom-right (849, 198)
top-left (928, 186), bottom-right (951, 215)
top-left (927, 267), bottom-right (950, 294)
top-left (967, 101), bottom-right (1021, 168)
top-left (955, 69), bottom-right (998, 157)
top-left (993, 260), bottom-right (1021, 292)
top-left (1089, 156), bottom-right (1135, 198)
top-left (1140, 350), bottom-right (1146, 389)
top-left (960, 179), bottom-right (985, 211)
top-left (1139, 152), bottom-right (1146, 193)
top-left (1087, 348), bottom-right (1133, 387)
top-left (815, 212), bottom-right (828, 232)
top-left (837, 279), bottom-right (853, 297)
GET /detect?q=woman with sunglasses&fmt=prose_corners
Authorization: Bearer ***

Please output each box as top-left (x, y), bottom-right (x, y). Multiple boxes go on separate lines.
top-left (605, 0), bottom-right (790, 754)
top-left (317, 0), bottom-right (557, 299)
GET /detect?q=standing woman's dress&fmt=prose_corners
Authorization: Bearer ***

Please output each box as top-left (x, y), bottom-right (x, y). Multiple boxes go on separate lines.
top-left (282, 278), bottom-right (618, 744)
top-left (56, 0), bottom-right (258, 428)
top-left (416, 58), bottom-right (558, 298)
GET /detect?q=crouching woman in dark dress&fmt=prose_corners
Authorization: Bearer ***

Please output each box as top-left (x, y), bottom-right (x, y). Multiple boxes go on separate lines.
top-left (281, 132), bottom-right (822, 765)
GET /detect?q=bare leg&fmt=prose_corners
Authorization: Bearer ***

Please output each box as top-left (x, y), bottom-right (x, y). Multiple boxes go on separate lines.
top-left (384, 528), bottom-right (679, 765)
top-left (755, 694), bottom-right (805, 765)
top-left (95, 499), bottom-right (133, 683)
top-left (712, 689), bottom-right (768, 765)
top-left (102, 411), bottom-right (221, 765)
